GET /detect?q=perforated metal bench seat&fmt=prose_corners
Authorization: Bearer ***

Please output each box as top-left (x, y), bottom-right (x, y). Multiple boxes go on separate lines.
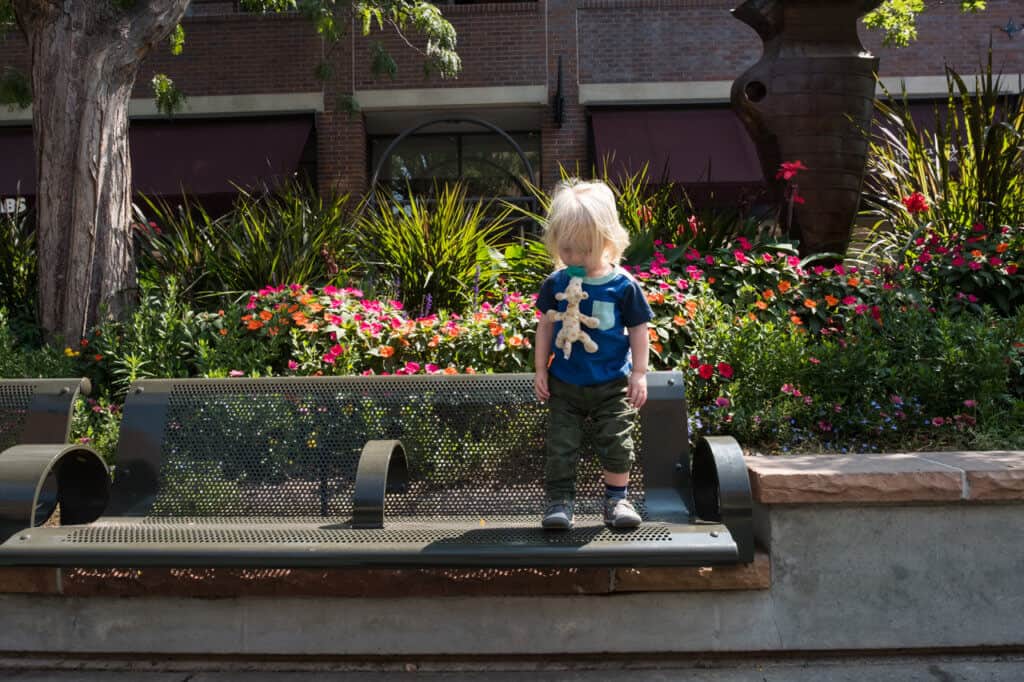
top-left (0, 373), bottom-right (753, 568)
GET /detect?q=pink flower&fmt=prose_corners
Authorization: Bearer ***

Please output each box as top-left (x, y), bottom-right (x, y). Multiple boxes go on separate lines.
top-left (776, 160), bottom-right (808, 180)
top-left (931, 417), bottom-right (945, 426)
top-left (963, 399), bottom-right (977, 408)
top-left (287, 360), bottom-right (299, 371)
top-left (842, 296), bottom-right (857, 305)
top-left (715, 397), bottom-right (731, 408)
top-left (951, 255), bottom-right (966, 267)
top-left (404, 362), bottom-right (421, 373)
top-left (425, 363), bottom-right (440, 374)
top-left (969, 261), bottom-right (982, 271)
top-left (229, 370), bottom-right (245, 377)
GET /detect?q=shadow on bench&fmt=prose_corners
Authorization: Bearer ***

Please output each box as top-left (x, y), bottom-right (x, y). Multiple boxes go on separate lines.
top-left (0, 372), bottom-right (752, 567)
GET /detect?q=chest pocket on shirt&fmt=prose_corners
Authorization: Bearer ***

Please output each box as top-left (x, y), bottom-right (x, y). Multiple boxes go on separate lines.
top-left (590, 300), bottom-right (617, 331)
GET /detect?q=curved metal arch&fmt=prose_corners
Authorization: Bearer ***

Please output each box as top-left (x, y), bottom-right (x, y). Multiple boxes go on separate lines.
top-left (368, 115), bottom-right (537, 195)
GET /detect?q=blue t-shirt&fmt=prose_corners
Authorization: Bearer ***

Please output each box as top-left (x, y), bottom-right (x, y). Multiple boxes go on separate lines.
top-left (536, 267), bottom-right (654, 386)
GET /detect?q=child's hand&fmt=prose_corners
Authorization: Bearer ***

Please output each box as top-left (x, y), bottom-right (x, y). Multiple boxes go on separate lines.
top-left (627, 371), bottom-right (647, 408)
top-left (534, 370), bottom-right (550, 402)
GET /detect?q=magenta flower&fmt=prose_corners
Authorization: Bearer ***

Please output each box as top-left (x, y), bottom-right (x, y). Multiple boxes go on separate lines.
top-left (287, 360), bottom-right (299, 371)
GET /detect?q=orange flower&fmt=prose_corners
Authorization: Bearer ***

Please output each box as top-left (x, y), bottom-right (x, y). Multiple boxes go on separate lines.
top-left (379, 345), bottom-right (395, 357)
top-left (646, 292), bottom-right (665, 305)
top-left (246, 319), bottom-right (264, 330)
top-left (489, 322), bottom-right (503, 337)
top-left (803, 299), bottom-right (817, 309)
top-left (824, 295), bottom-right (839, 307)
top-left (685, 300), bottom-right (698, 316)
top-left (291, 312), bottom-right (309, 326)
top-left (302, 321), bottom-right (319, 332)
top-left (428, 334), bottom-right (441, 348)
top-left (707, 277), bottom-right (716, 285)
top-left (778, 280), bottom-right (792, 293)
top-left (220, 328), bottom-right (228, 336)
top-left (443, 366), bottom-right (458, 375)
top-left (306, 302), bottom-right (324, 314)
top-left (648, 328), bottom-right (658, 341)
top-left (241, 314), bottom-right (252, 322)
top-left (464, 366), bottom-right (477, 374)
top-left (747, 312), bottom-right (757, 321)
top-left (673, 314), bottom-right (688, 326)
top-left (847, 277), bottom-right (860, 287)
top-left (259, 310), bottom-right (274, 321)
top-left (790, 314), bottom-right (803, 325)
top-left (762, 289), bottom-right (775, 299)
top-left (268, 326), bottom-right (280, 337)
top-left (971, 249), bottom-right (983, 258)
top-left (652, 342), bottom-right (664, 354)
top-left (755, 300), bottom-right (769, 310)
top-left (508, 335), bottom-right (524, 347)
top-left (996, 243), bottom-right (1009, 253)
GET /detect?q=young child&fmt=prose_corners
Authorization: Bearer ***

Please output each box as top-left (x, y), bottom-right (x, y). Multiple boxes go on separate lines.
top-left (533, 179), bottom-right (653, 529)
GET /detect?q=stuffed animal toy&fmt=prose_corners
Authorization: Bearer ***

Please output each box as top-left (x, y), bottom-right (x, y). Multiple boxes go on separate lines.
top-left (547, 274), bottom-right (600, 360)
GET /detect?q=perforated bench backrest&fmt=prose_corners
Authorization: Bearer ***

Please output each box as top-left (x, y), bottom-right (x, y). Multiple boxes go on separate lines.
top-left (0, 382), bottom-right (36, 452)
top-left (0, 379), bottom-right (85, 449)
top-left (107, 373), bottom-right (688, 519)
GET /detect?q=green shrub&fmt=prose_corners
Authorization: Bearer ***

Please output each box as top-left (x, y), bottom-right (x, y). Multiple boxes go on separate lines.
top-left (0, 208), bottom-right (37, 332)
top-left (135, 180), bottom-right (356, 305)
top-left (863, 55), bottom-right (1024, 250)
top-left (355, 183), bottom-right (515, 314)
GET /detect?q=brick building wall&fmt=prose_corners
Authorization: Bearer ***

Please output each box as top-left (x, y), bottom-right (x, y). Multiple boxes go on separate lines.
top-left (3, 0), bottom-right (1024, 199)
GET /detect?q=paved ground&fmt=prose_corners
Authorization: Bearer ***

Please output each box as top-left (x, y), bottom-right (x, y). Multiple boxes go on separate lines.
top-left (0, 653), bottom-right (1022, 681)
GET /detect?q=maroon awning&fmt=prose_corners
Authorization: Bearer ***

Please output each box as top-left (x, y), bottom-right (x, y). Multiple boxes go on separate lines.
top-left (0, 126), bottom-right (36, 196)
top-left (0, 115), bottom-right (312, 198)
top-left (130, 116), bottom-right (312, 196)
top-left (591, 108), bottom-right (764, 185)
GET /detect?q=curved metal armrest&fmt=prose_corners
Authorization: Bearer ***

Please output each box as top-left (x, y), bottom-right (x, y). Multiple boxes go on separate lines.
top-left (692, 436), bottom-right (754, 562)
top-left (352, 440), bottom-right (409, 529)
top-left (0, 444), bottom-right (110, 543)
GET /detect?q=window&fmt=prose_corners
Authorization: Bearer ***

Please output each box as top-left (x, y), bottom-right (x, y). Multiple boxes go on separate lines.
top-left (369, 131), bottom-right (540, 201)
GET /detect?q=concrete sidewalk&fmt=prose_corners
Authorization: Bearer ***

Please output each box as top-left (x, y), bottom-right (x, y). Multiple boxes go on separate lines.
top-left (1, 653), bottom-right (1023, 681)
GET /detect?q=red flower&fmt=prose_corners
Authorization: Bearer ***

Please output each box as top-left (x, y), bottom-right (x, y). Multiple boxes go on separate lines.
top-left (776, 160), bottom-right (808, 181)
top-left (901, 192), bottom-right (929, 214)
top-left (689, 354), bottom-right (700, 369)
top-left (698, 364), bottom-right (714, 380)
top-left (717, 362), bottom-right (734, 379)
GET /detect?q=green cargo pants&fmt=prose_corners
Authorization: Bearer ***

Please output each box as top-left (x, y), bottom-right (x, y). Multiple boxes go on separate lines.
top-left (544, 374), bottom-right (637, 502)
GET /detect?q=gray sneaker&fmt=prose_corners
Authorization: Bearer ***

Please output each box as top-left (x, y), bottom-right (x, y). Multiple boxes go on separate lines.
top-left (604, 497), bottom-right (642, 528)
top-left (542, 501), bottom-right (574, 530)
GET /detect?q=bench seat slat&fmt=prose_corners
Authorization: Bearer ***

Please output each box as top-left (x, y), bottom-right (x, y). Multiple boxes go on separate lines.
top-left (0, 519), bottom-right (739, 567)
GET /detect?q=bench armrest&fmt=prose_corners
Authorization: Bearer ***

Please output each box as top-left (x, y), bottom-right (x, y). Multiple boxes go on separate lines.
top-left (0, 444), bottom-right (110, 542)
top-left (692, 436), bottom-right (754, 562)
top-left (352, 440), bottom-right (409, 529)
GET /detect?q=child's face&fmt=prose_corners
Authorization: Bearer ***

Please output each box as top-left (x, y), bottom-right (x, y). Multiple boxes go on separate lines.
top-left (558, 243), bottom-right (608, 275)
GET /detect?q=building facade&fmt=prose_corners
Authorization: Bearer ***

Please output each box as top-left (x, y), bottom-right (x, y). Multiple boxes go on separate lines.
top-left (2, 0), bottom-right (1023, 215)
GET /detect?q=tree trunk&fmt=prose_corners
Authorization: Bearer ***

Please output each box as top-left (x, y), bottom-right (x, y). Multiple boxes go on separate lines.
top-left (14, 1), bottom-right (189, 343)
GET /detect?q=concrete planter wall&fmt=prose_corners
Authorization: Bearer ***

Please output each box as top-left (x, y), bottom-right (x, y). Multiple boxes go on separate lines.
top-left (0, 451), bottom-right (1021, 655)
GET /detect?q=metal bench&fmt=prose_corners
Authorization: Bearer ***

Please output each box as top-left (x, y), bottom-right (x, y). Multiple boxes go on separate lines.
top-left (0, 372), bottom-right (752, 567)
top-left (0, 378), bottom-right (110, 542)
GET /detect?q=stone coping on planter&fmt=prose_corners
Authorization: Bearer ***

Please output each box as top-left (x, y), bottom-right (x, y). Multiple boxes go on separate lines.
top-left (746, 450), bottom-right (1024, 505)
top-left (0, 551), bottom-right (770, 597)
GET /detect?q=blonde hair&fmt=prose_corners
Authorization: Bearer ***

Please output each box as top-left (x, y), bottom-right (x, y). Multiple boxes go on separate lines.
top-left (543, 179), bottom-right (630, 266)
